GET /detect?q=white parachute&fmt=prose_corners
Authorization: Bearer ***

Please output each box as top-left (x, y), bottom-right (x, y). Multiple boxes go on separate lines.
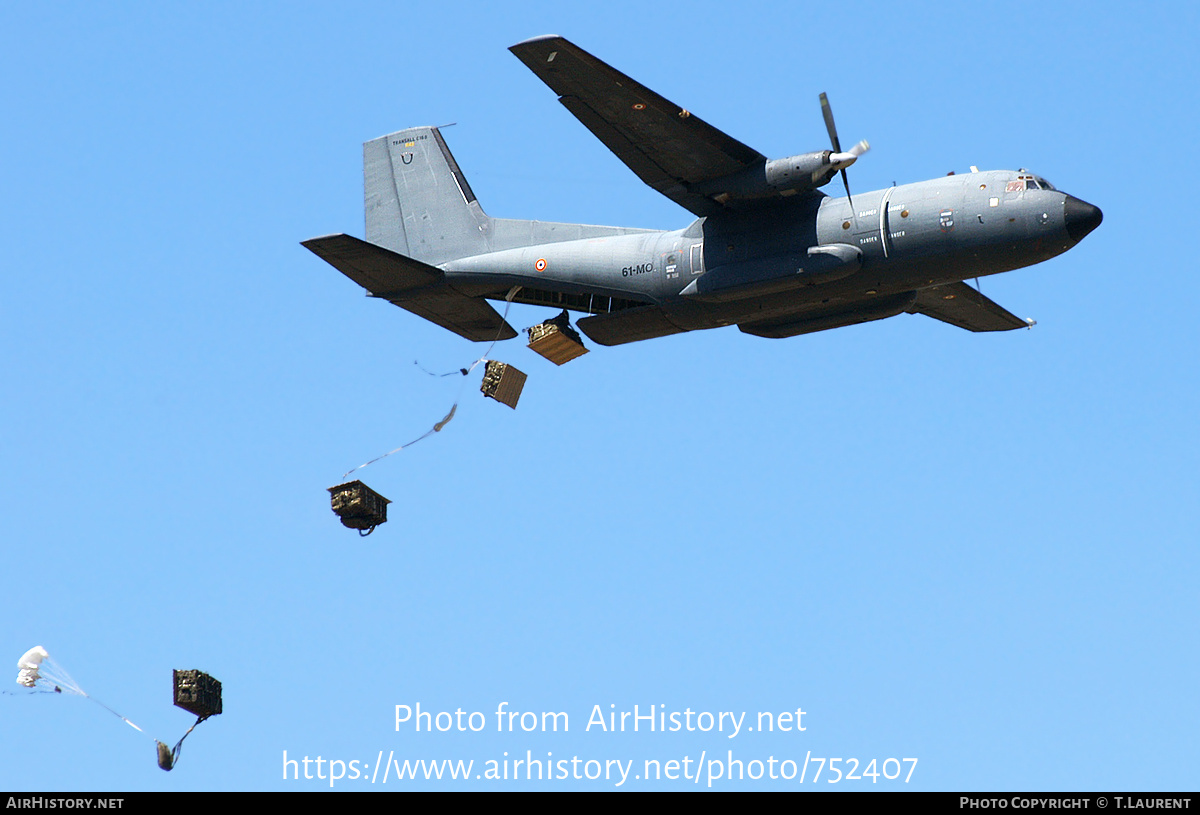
top-left (16, 646), bottom-right (86, 695)
top-left (14, 645), bottom-right (142, 732)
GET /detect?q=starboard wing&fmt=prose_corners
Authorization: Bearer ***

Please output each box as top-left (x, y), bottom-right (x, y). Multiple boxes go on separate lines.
top-left (510, 35), bottom-right (765, 217)
top-left (907, 282), bottom-right (1032, 332)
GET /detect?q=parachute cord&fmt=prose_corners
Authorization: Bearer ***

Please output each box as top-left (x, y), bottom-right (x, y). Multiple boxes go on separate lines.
top-left (464, 286), bottom-right (522, 376)
top-left (340, 287), bottom-right (521, 479)
top-left (36, 655), bottom-right (147, 735)
top-left (3, 687), bottom-right (148, 737)
top-left (1, 687), bottom-right (66, 697)
top-left (82, 694), bottom-right (146, 734)
top-left (340, 403), bottom-right (458, 480)
top-left (413, 286), bottom-right (520, 378)
top-left (39, 654), bottom-right (87, 697)
top-left (169, 715), bottom-right (210, 767)
top-left (414, 361), bottom-right (469, 378)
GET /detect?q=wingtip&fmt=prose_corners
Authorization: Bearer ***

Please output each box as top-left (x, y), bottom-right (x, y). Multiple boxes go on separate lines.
top-left (510, 34), bottom-right (566, 50)
top-left (301, 233), bottom-right (351, 249)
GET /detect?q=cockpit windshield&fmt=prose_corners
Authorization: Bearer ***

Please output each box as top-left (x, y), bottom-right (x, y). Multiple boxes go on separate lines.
top-left (1007, 172), bottom-right (1057, 192)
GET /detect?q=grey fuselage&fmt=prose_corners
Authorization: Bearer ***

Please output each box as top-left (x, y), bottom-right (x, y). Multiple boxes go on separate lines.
top-left (443, 169), bottom-right (1089, 336)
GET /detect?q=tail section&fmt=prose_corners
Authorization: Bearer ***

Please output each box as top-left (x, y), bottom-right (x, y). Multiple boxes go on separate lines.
top-left (311, 126), bottom-right (654, 343)
top-left (364, 126), bottom-right (490, 265)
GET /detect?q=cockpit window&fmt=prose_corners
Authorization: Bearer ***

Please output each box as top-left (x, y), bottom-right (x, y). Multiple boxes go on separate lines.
top-left (1008, 174), bottom-right (1055, 192)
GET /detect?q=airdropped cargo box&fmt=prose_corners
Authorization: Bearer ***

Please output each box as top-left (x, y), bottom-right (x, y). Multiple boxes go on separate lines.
top-left (527, 316), bottom-right (588, 365)
top-left (480, 360), bottom-right (527, 409)
top-left (173, 669), bottom-right (222, 718)
top-left (328, 480), bottom-right (391, 532)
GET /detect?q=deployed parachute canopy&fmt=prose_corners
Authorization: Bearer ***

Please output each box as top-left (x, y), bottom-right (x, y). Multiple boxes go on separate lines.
top-left (16, 646), bottom-right (48, 689)
top-left (16, 645), bottom-right (86, 696)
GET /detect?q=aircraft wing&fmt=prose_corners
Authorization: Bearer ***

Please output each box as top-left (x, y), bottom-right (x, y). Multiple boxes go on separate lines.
top-left (302, 234), bottom-right (517, 342)
top-left (510, 36), bottom-right (765, 217)
top-left (907, 282), bottom-right (1032, 332)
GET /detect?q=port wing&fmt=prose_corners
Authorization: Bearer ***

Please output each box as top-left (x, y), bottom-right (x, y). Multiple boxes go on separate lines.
top-left (510, 35), bottom-right (765, 216)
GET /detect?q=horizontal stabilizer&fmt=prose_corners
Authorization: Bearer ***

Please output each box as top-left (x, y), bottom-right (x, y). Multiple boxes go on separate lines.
top-left (302, 234), bottom-right (516, 342)
top-left (908, 282), bottom-right (1031, 332)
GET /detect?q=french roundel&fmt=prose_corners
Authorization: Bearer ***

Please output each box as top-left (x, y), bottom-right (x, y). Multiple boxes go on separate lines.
top-left (535, 258), bottom-right (547, 271)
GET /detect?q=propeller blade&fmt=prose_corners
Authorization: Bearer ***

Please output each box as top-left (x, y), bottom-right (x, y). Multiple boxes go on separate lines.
top-left (819, 92), bottom-right (842, 154)
top-left (819, 94), bottom-right (868, 209)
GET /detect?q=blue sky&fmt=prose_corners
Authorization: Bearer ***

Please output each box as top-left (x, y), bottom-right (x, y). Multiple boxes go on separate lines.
top-left (2, 1), bottom-right (1197, 791)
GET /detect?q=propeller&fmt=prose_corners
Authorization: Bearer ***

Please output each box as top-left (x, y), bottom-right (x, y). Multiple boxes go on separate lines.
top-left (819, 92), bottom-right (869, 206)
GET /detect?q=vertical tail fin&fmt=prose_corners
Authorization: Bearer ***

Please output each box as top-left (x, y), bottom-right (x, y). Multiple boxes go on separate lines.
top-left (364, 126), bottom-right (490, 265)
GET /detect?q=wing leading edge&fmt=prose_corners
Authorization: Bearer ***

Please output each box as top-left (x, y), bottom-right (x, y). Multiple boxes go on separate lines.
top-left (509, 36), bottom-right (766, 217)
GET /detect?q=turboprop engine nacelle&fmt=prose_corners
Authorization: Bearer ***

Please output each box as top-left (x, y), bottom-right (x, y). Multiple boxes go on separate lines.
top-left (696, 149), bottom-right (859, 203)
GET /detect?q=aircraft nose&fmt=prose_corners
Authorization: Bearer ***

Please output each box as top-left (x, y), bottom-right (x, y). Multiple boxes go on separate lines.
top-left (1064, 195), bottom-right (1102, 243)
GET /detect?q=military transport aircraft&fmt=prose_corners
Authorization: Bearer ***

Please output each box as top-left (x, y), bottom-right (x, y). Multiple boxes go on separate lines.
top-left (303, 35), bottom-right (1101, 348)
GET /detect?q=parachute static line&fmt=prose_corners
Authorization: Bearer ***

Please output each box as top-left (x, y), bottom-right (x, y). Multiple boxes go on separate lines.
top-left (341, 286), bottom-right (521, 479)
